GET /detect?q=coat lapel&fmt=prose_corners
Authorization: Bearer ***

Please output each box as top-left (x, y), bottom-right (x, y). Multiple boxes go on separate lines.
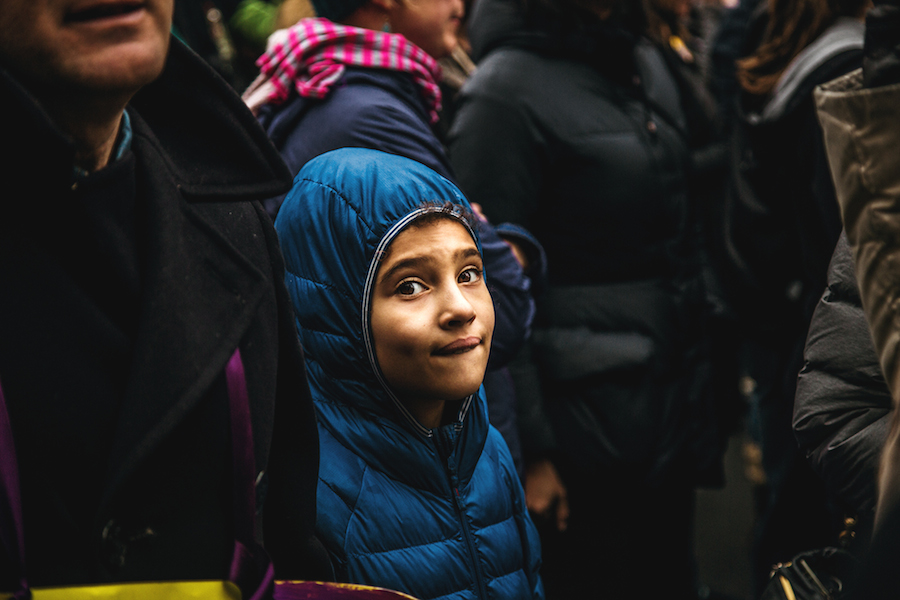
top-left (99, 113), bottom-right (271, 512)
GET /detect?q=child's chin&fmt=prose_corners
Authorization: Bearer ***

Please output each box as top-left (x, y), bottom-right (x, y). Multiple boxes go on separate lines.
top-left (451, 381), bottom-right (483, 400)
top-left (433, 383), bottom-right (481, 403)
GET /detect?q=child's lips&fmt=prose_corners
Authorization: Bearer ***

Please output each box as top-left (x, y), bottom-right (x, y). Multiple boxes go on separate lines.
top-left (434, 336), bottom-right (481, 356)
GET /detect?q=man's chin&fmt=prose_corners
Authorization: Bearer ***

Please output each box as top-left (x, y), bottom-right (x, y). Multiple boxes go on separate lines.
top-left (71, 43), bottom-right (169, 92)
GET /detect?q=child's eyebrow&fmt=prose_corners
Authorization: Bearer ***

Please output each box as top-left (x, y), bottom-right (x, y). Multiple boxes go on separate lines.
top-left (378, 247), bottom-right (481, 284)
top-left (379, 256), bottom-right (434, 284)
top-left (459, 247), bottom-right (482, 262)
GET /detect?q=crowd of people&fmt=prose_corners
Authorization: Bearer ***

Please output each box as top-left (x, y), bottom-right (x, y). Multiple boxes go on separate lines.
top-left (3, 0), bottom-right (900, 598)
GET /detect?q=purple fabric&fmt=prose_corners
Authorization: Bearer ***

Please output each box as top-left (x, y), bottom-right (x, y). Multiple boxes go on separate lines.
top-left (0, 377), bottom-right (28, 597)
top-left (230, 539), bottom-right (276, 600)
top-left (225, 349), bottom-right (276, 599)
top-left (273, 581), bottom-right (416, 598)
top-left (226, 348), bottom-right (257, 544)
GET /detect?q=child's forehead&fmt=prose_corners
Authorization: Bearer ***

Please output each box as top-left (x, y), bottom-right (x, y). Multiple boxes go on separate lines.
top-left (379, 217), bottom-right (479, 264)
top-left (397, 217), bottom-right (475, 242)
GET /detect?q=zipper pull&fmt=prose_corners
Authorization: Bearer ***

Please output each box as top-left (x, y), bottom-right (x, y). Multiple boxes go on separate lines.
top-left (453, 487), bottom-right (464, 510)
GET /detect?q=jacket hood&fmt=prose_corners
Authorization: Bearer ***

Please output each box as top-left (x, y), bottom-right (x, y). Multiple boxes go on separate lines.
top-left (467, 0), bottom-right (530, 61)
top-left (275, 148), bottom-right (484, 437)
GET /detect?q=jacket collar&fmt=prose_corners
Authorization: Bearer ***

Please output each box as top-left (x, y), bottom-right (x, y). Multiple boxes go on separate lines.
top-left (99, 109), bottom-right (273, 508)
top-left (316, 387), bottom-right (490, 491)
top-left (98, 44), bottom-right (291, 509)
top-left (0, 38), bottom-right (292, 201)
top-left (0, 62), bottom-right (77, 195)
top-left (129, 39), bottom-right (292, 200)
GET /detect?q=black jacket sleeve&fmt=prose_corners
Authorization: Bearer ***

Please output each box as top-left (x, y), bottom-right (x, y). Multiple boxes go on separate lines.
top-left (793, 232), bottom-right (892, 514)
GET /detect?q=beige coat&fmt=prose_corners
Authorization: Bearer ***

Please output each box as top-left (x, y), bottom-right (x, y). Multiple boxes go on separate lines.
top-left (816, 69), bottom-right (900, 526)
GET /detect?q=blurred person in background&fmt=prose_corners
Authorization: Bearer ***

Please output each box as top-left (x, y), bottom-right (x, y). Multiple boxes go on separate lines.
top-left (171, 0), bottom-right (266, 89)
top-left (814, 0), bottom-right (900, 595)
top-left (719, 0), bottom-right (869, 589)
top-left (242, 0), bottom-right (545, 478)
top-left (447, 0), bottom-right (728, 596)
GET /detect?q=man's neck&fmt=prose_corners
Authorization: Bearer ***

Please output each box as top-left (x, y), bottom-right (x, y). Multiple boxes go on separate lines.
top-left (71, 116), bottom-right (123, 173)
top-left (63, 104), bottom-right (126, 173)
top-left (31, 82), bottom-right (132, 173)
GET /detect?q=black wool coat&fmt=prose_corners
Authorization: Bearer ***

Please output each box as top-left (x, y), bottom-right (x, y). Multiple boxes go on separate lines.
top-left (0, 40), bottom-right (327, 588)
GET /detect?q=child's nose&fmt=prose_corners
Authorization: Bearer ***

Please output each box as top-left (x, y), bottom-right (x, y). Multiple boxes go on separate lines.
top-left (439, 284), bottom-right (477, 328)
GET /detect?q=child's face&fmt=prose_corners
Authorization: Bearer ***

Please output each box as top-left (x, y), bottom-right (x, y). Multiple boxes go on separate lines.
top-left (370, 218), bottom-right (494, 411)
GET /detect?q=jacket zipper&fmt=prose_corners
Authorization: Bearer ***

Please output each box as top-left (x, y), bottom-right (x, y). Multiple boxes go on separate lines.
top-left (435, 429), bottom-right (489, 600)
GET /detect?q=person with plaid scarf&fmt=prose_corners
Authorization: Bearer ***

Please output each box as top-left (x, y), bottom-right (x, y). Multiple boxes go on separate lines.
top-left (244, 0), bottom-right (547, 482)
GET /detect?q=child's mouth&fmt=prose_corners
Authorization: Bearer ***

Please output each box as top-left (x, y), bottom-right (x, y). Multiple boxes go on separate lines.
top-left (434, 337), bottom-right (481, 355)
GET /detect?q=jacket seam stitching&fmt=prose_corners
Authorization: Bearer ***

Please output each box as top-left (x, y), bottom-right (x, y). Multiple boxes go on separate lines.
top-left (344, 531), bottom-right (456, 559)
top-left (293, 177), bottom-right (378, 240)
top-left (285, 271), bottom-right (356, 305)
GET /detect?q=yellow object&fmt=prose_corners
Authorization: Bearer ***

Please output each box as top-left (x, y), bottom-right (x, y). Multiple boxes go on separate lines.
top-left (277, 580), bottom-right (421, 599)
top-left (668, 35), bottom-right (694, 63)
top-left (1, 581), bottom-right (241, 600)
top-left (3, 579), bottom-right (425, 600)
top-left (778, 575), bottom-right (797, 600)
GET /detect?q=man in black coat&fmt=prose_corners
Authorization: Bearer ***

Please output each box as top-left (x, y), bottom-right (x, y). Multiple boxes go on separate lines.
top-left (0, 0), bottom-right (327, 592)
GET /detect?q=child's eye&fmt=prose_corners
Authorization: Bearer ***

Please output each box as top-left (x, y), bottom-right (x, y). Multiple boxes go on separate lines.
top-left (458, 267), bottom-right (483, 284)
top-left (397, 280), bottom-right (426, 296)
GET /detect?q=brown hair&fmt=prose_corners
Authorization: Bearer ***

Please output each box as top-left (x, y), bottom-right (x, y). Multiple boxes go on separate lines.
top-left (736, 0), bottom-right (867, 97)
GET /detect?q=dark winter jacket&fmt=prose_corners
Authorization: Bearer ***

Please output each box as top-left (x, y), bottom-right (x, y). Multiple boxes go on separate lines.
top-left (0, 39), bottom-right (325, 588)
top-left (257, 68), bottom-right (454, 218)
top-left (813, 10), bottom-right (900, 590)
top-left (722, 18), bottom-right (864, 333)
top-left (794, 232), bottom-right (891, 515)
top-left (816, 66), bottom-right (900, 522)
top-left (274, 148), bottom-right (544, 600)
top-left (448, 0), bottom-right (720, 485)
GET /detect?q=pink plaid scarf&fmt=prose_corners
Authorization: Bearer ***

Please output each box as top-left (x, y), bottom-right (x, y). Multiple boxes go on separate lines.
top-left (243, 18), bottom-right (443, 124)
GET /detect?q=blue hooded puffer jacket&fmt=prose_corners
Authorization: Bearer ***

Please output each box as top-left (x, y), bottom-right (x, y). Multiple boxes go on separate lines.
top-left (274, 148), bottom-right (543, 600)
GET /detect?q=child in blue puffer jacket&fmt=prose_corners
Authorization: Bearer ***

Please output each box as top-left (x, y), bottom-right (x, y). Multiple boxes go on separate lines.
top-left (274, 147), bottom-right (543, 600)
